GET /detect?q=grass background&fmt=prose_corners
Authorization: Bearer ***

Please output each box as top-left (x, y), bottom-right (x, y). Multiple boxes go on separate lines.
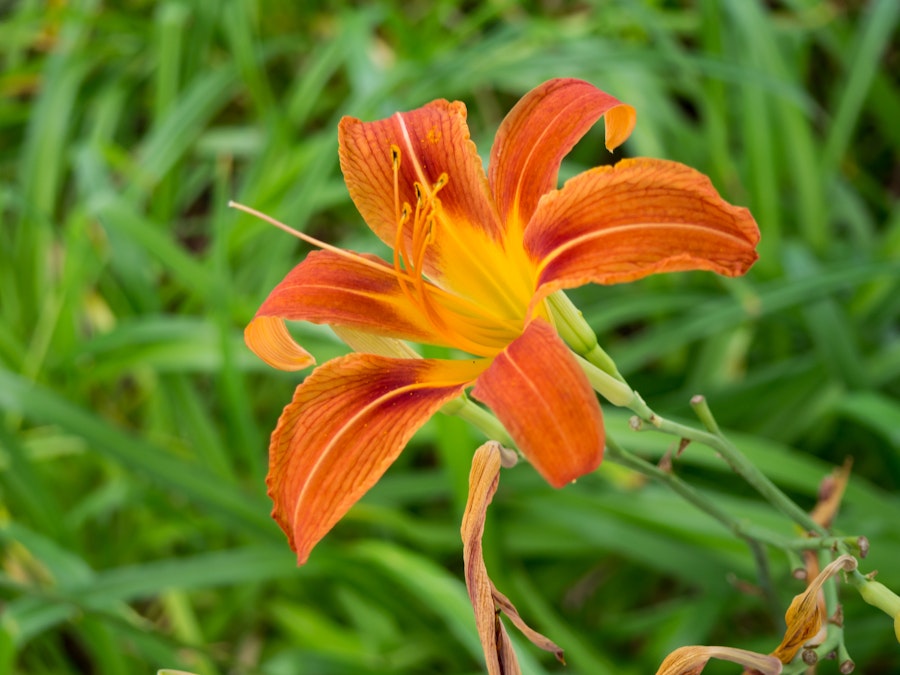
top-left (1, 0), bottom-right (899, 673)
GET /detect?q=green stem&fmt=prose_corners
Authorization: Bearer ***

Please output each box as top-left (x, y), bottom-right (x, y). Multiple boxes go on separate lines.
top-left (604, 435), bottom-right (785, 549)
top-left (819, 549), bottom-right (853, 673)
top-left (578, 348), bottom-right (830, 539)
top-left (784, 548), bottom-right (807, 579)
top-left (441, 393), bottom-right (515, 449)
top-left (573, 353), bottom-right (635, 406)
top-left (646, 410), bottom-right (828, 538)
top-left (604, 434), bottom-right (782, 618)
top-left (780, 536), bottom-right (869, 556)
top-left (837, 641), bottom-right (855, 675)
top-left (559, 292), bottom-right (829, 539)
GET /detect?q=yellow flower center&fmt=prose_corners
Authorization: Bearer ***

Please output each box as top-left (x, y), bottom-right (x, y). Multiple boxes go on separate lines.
top-left (390, 145), bottom-right (536, 358)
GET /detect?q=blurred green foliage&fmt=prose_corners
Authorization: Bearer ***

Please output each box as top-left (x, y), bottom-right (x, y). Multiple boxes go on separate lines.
top-left (1, 0), bottom-right (898, 673)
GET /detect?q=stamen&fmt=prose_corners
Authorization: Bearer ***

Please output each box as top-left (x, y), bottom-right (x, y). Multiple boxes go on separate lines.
top-left (389, 112), bottom-right (516, 353)
top-left (392, 142), bottom-right (419, 311)
top-left (229, 200), bottom-right (509, 333)
top-left (230, 201), bottom-right (365, 263)
top-left (385, 151), bottom-right (520, 355)
top-left (426, 174), bottom-right (447, 247)
top-left (406, 176), bottom-right (447, 331)
top-left (393, 205), bottom-right (425, 332)
top-left (234, 136), bottom-right (529, 358)
top-left (410, 182), bottom-right (427, 272)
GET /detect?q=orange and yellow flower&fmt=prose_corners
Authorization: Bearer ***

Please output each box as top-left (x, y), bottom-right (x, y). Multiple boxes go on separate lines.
top-left (244, 78), bottom-right (760, 563)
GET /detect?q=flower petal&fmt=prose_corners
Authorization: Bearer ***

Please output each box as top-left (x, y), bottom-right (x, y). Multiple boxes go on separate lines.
top-left (471, 319), bottom-right (603, 487)
top-left (772, 554), bottom-right (857, 663)
top-left (339, 99), bottom-right (503, 253)
top-left (809, 458), bottom-right (852, 529)
top-left (339, 100), bottom-right (530, 316)
top-left (245, 315), bottom-right (315, 371)
top-left (462, 442), bottom-right (563, 674)
top-left (267, 354), bottom-right (485, 564)
top-left (655, 645), bottom-right (783, 675)
top-left (250, 249), bottom-right (447, 351)
top-left (526, 158), bottom-right (760, 301)
top-left (462, 441), bottom-right (520, 675)
top-left (491, 587), bottom-right (565, 663)
top-left (330, 325), bottom-right (421, 359)
top-left (489, 78), bottom-right (636, 229)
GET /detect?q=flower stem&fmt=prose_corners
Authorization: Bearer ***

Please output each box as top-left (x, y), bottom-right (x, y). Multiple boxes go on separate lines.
top-left (575, 351), bottom-right (828, 537)
top-left (619, 385), bottom-right (830, 538)
top-left (441, 393), bottom-right (515, 449)
top-left (662, 412), bottom-right (825, 538)
top-left (573, 354), bottom-right (635, 406)
top-left (817, 549), bottom-right (852, 673)
top-left (603, 433), bottom-right (782, 617)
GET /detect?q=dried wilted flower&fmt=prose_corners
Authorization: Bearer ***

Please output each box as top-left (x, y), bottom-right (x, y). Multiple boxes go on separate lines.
top-left (655, 645), bottom-right (782, 675)
top-left (772, 554), bottom-right (858, 663)
top-left (462, 441), bottom-right (564, 674)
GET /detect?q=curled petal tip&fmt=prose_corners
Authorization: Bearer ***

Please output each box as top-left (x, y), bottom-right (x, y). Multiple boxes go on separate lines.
top-left (490, 78), bottom-right (639, 227)
top-left (604, 103), bottom-right (637, 152)
top-left (245, 316), bottom-right (315, 371)
top-left (527, 158), bottom-right (761, 294)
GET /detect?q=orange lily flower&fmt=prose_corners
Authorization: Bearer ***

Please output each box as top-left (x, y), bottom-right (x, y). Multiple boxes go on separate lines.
top-left (244, 78), bottom-right (760, 563)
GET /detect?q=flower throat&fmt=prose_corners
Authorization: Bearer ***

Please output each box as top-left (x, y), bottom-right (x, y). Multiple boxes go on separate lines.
top-left (390, 144), bottom-right (521, 357)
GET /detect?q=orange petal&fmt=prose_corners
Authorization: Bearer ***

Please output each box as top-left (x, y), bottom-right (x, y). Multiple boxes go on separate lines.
top-left (526, 158), bottom-right (760, 301)
top-left (267, 354), bottom-right (486, 564)
top-left (488, 78), bottom-right (636, 229)
top-left (471, 319), bottom-right (603, 487)
top-left (245, 316), bottom-right (315, 371)
top-left (339, 99), bottom-right (503, 257)
top-left (251, 249), bottom-right (447, 348)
